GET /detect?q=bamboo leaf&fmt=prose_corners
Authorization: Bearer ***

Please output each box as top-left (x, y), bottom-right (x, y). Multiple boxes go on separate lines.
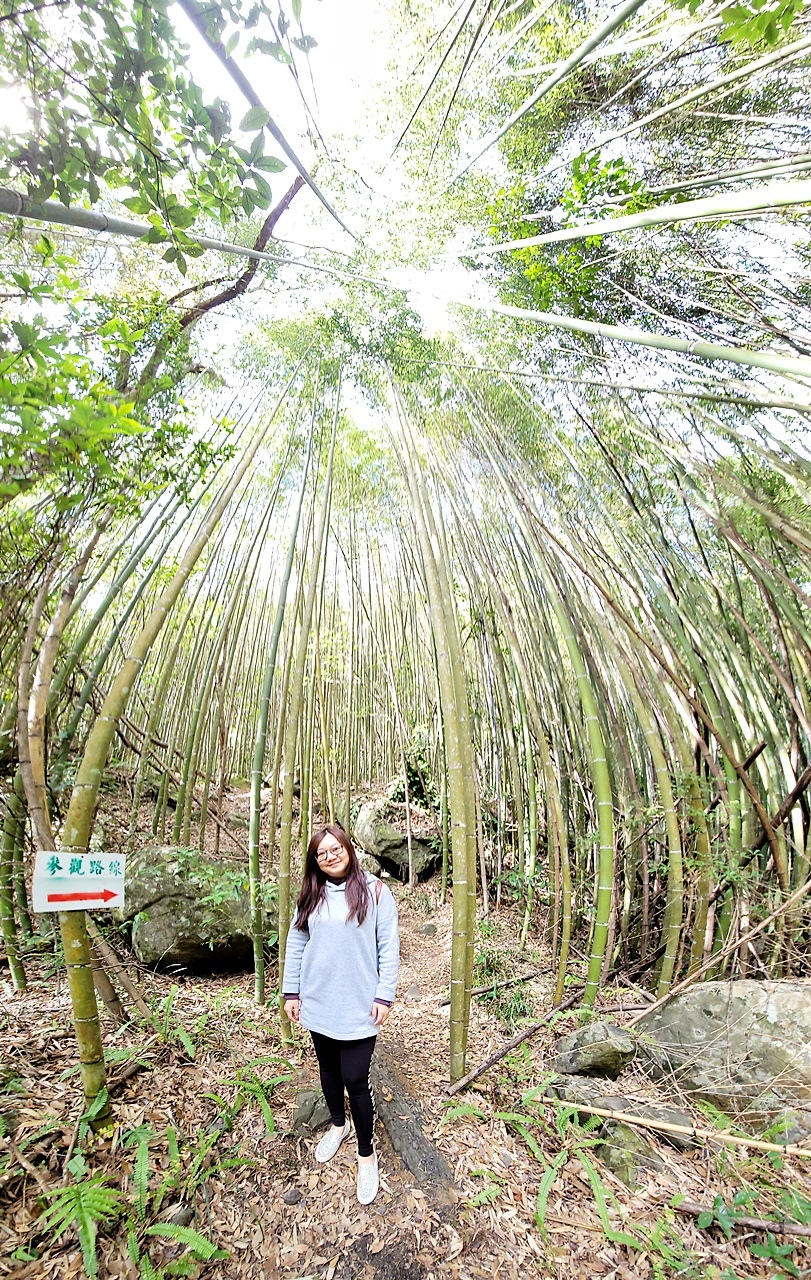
top-left (239, 106), bottom-right (270, 132)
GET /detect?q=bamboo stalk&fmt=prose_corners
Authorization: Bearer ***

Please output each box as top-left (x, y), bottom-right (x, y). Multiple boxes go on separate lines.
top-left (470, 301), bottom-right (811, 381)
top-left (627, 872), bottom-right (811, 1027)
top-left (550, 1101), bottom-right (811, 1159)
top-left (249, 419), bottom-right (313, 1002)
top-left (482, 179), bottom-right (811, 250)
top-left (453, 0), bottom-right (649, 178)
top-left (53, 375), bottom-right (299, 1110)
top-left (278, 379), bottom-right (339, 1040)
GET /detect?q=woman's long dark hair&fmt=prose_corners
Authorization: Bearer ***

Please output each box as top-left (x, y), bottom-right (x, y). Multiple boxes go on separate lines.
top-left (294, 825), bottom-right (372, 931)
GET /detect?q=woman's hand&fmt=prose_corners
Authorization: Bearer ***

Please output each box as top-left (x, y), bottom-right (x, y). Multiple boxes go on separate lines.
top-left (284, 998), bottom-right (301, 1023)
top-left (372, 1001), bottom-right (391, 1026)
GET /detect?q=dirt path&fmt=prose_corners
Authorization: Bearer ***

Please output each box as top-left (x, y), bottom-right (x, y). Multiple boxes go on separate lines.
top-left (3, 877), bottom-right (810, 1279)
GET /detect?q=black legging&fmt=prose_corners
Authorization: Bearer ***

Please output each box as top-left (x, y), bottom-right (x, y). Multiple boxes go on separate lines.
top-left (310, 1032), bottom-right (377, 1157)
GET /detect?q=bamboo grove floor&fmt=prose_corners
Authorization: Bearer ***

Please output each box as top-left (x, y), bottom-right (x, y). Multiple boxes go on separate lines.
top-left (2, 792), bottom-right (811, 1278)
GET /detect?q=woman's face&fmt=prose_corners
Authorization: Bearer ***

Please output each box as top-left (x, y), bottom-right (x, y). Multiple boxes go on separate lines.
top-left (315, 832), bottom-right (351, 878)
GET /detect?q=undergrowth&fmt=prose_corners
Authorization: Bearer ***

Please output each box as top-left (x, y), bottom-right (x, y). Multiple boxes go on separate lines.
top-left (443, 1087), bottom-right (811, 1279)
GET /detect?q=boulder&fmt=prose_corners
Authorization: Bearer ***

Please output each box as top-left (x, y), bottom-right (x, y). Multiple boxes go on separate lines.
top-left (632, 1103), bottom-right (696, 1150)
top-left (543, 1078), bottom-right (696, 1150)
top-left (292, 1089), bottom-right (331, 1135)
top-left (354, 800), bottom-right (439, 878)
top-left (637, 980), bottom-right (811, 1139)
top-left (358, 851), bottom-right (383, 876)
top-left (118, 845), bottom-right (259, 972)
top-left (554, 1021), bottom-right (636, 1078)
top-left (544, 1073), bottom-right (602, 1107)
top-left (598, 1122), bottom-right (664, 1187)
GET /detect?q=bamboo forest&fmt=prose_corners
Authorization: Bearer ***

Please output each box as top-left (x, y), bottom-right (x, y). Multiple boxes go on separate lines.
top-left (3, 0), bottom-right (811, 1274)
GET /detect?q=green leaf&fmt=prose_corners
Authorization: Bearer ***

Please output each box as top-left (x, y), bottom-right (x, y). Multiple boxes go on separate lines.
top-left (146, 1223), bottom-right (227, 1260)
top-left (440, 1100), bottom-right (485, 1124)
top-left (254, 155), bottom-right (286, 173)
top-left (251, 37), bottom-right (293, 64)
top-left (121, 196), bottom-right (151, 214)
top-left (167, 206), bottom-right (195, 230)
top-left (239, 105), bottom-right (270, 132)
top-left (225, 31), bottom-right (239, 56)
top-left (292, 0), bottom-right (302, 22)
top-left (252, 171), bottom-right (273, 202)
top-left (535, 1151), bottom-right (567, 1235)
top-left (696, 1211), bottom-right (714, 1229)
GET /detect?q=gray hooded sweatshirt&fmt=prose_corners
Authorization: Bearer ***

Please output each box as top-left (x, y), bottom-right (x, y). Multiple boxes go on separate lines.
top-left (282, 872), bottom-right (399, 1040)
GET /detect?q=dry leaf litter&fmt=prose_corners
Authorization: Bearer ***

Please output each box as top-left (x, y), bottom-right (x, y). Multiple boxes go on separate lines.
top-left (2, 786), bottom-right (810, 1279)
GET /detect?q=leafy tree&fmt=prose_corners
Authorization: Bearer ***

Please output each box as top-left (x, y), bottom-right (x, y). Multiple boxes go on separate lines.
top-left (0, 0), bottom-right (302, 243)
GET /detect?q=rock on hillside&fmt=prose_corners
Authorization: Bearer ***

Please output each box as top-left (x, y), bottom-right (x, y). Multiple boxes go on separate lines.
top-left (117, 845), bottom-right (259, 972)
top-left (354, 799), bottom-right (440, 878)
top-left (638, 979), bottom-right (811, 1139)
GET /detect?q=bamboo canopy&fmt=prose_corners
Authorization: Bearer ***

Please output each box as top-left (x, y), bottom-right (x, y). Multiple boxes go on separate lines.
top-left (3, 0), bottom-right (811, 1109)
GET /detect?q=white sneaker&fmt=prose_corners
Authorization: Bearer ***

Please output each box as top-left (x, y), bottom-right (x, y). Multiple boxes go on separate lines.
top-left (315, 1121), bottom-right (350, 1163)
top-left (357, 1153), bottom-right (379, 1204)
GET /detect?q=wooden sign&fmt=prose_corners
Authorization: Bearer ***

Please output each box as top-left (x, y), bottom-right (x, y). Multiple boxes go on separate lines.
top-left (32, 851), bottom-right (126, 912)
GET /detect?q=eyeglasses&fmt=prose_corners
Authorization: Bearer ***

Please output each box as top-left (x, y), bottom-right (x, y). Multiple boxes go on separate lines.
top-left (316, 845), bottom-right (346, 863)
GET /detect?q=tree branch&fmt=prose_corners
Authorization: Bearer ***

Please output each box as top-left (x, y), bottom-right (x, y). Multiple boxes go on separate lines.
top-left (134, 176), bottom-right (304, 396)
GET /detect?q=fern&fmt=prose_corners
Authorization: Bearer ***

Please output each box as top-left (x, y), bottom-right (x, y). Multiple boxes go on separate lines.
top-left (183, 1131), bottom-right (219, 1191)
top-left (146, 1222), bottom-right (228, 1260)
top-left (127, 1225), bottom-right (141, 1264)
top-left (493, 1110), bottom-right (546, 1162)
top-left (534, 1150), bottom-right (568, 1235)
top-left (138, 1253), bottom-right (159, 1280)
top-left (578, 1150), bottom-right (641, 1249)
top-left (243, 1080), bottom-right (275, 1133)
top-left (173, 1026), bottom-right (195, 1058)
top-left (124, 1125), bottom-right (155, 1222)
top-left (39, 1165), bottom-right (123, 1277)
top-left (440, 1100), bottom-right (486, 1124)
top-left (466, 1169), bottom-right (505, 1207)
top-left (780, 1188), bottom-right (811, 1225)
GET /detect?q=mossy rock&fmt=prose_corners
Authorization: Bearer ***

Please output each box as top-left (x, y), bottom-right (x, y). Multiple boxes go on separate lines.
top-left (553, 1021), bottom-right (636, 1078)
top-left (598, 1121), bottom-right (664, 1188)
top-left (117, 845), bottom-right (268, 973)
top-left (354, 800), bottom-right (440, 878)
top-left (638, 980), bottom-right (811, 1139)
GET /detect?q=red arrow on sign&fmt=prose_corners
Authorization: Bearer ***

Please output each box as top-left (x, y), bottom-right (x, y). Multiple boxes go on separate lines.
top-left (47, 889), bottom-right (119, 904)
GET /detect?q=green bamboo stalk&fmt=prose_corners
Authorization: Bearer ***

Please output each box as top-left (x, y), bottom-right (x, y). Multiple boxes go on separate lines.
top-left (55, 373), bottom-right (299, 1111)
top-left (578, 31), bottom-right (811, 161)
top-left (249, 418), bottom-right (314, 1002)
top-left (518, 681), bottom-right (537, 950)
top-left (686, 773), bottom-right (713, 977)
top-left (483, 179), bottom-right (811, 250)
top-left (626, 667), bottom-right (684, 994)
top-left (12, 773), bottom-right (33, 940)
top-left (278, 383), bottom-right (339, 1043)
top-left (473, 301), bottom-right (811, 381)
top-left (48, 498), bottom-right (184, 713)
top-left (454, 0), bottom-right (649, 178)
top-left (0, 791), bottom-right (26, 991)
top-left (393, 391), bottom-right (477, 1077)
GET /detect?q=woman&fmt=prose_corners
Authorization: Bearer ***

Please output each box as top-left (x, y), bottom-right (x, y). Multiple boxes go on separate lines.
top-left (282, 824), bottom-right (399, 1205)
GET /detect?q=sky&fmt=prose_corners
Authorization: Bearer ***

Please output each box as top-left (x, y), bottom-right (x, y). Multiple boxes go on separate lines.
top-left (0, 0), bottom-right (489, 336)
top-left (172, 0), bottom-right (488, 333)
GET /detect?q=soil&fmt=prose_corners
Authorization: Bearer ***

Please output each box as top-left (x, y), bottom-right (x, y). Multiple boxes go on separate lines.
top-left (2, 786), bottom-right (811, 1279)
